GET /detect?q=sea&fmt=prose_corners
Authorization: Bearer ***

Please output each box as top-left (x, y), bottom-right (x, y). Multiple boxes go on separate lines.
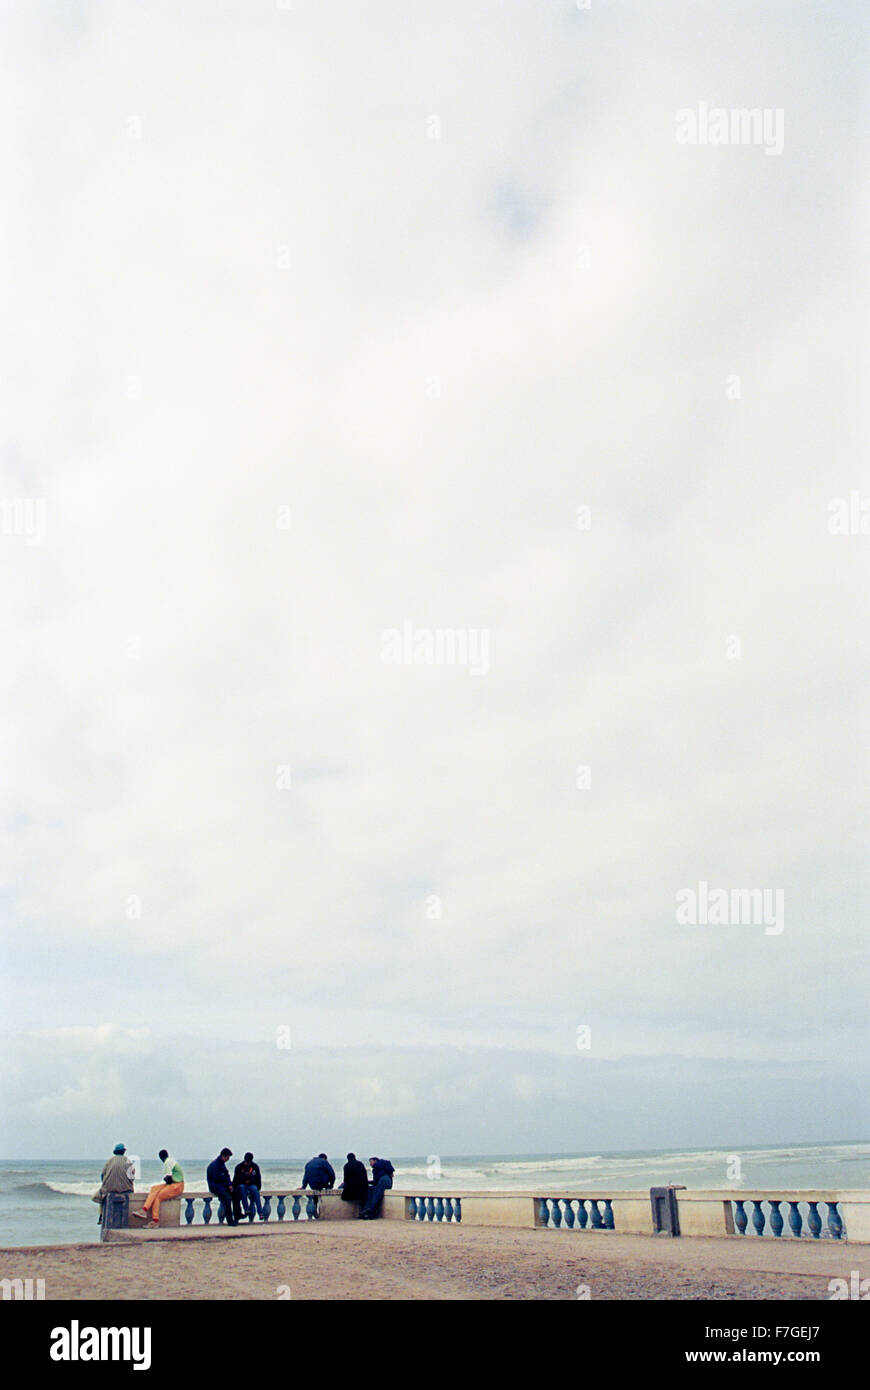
top-left (1, 1141), bottom-right (867, 1249)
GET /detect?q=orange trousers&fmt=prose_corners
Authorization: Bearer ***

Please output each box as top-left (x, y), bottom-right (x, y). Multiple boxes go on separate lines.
top-left (143, 1181), bottom-right (184, 1223)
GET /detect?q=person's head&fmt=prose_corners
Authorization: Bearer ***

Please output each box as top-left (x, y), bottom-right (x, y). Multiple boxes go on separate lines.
top-left (113, 1143), bottom-right (126, 1155)
top-left (347, 1152), bottom-right (355, 1162)
top-left (368, 1156), bottom-right (377, 1165)
top-left (318, 1152), bottom-right (328, 1160)
top-left (244, 1152), bottom-right (253, 1162)
top-left (220, 1148), bottom-right (232, 1160)
top-left (158, 1149), bottom-right (168, 1161)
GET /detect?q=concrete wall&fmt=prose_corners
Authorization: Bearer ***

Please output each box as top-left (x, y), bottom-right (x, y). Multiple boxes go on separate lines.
top-left (130, 1187), bottom-right (870, 1241)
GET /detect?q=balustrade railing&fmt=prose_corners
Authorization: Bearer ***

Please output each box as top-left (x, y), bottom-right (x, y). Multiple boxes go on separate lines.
top-left (729, 1198), bottom-right (844, 1239)
top-left (537, 1197), bottom-right (615, 1230)
top-left (181, 1191), bottom-right (320, 1225)
top-left (406, 1196), bottom-right (462, 1223)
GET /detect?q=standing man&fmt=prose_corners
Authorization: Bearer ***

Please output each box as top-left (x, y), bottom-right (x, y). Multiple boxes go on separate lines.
top-left (301, 1152), bottom-right (335, 1192)
top-left (359, 1155), bottom-right (394, 1219)
top-left (232, 1152), bottom-right (263, 1222)
top-left (206, 1147), bottom-right (237, 1225)
top-left (340, 1152), bottom-right (369, 1209)
top-left (132, 1150), bottom-right (184, 1226)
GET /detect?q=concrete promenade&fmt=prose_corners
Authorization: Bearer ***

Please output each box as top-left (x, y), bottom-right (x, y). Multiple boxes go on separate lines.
top-left (6, 1222), bottom-right (867, 1300)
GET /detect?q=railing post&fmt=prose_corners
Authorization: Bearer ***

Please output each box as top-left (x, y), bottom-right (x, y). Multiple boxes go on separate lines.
top-left (769, 1201), bottom-right (783, 1237)
top-left (807, 1202), bottom-right (822, 1239)
top-left (826, 1202), bottom-right (843, 1240)
top-left (788, 1201), bottom-right (802, 1238)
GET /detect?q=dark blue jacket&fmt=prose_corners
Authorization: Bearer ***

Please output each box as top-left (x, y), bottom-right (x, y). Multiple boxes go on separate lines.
top-left (302, 1156), bottom-right (335, 1190)
top-left (207, 1156), bottom-right (231, 1190)
top-left (371, 1158), bottom-right (394, 1183)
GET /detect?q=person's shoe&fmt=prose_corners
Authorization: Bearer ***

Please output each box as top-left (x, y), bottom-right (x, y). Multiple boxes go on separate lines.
top-left (131, 1210), bottom-right (148, 1221)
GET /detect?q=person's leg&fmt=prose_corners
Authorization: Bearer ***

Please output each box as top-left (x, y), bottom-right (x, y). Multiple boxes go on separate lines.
top-left (208, 1185), bottom-right (235, 1223)
top-left (221, 1186), bottom-right (237, 1224)
top-left (373, 1176), bottom-right (392, 1216)
top-left (238, 1184), bottom-right (253, 1219)
top-left (244, 1185), bottom-right (264, 1219)
top-left (133, 1183), bottom-right (163, 1219)
top-left (149, 1181), bottom-right (183, 1225)
top-left (361, 1175), bottom-right (387, 1217)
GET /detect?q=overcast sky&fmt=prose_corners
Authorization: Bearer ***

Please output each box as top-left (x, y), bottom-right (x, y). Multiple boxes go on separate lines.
top-left (1, 1), bottom-right (868, 1159)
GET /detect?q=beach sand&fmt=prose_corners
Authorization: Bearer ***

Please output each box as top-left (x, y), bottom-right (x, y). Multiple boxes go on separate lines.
top-left (2, 1223), bottom-right (860, 1300)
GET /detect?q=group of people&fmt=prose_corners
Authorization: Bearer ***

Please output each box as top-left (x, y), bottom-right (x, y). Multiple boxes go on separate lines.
top-left (97, 1142), bottom-right (396, 1227)
top-left (207, 1148), bottom-right (395, 1224)
top-left (299, 1151), bottom-right (396, 1220)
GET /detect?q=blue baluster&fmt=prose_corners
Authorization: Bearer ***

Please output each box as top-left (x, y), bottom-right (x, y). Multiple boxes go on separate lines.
top-left (277, 1195), bottom-right (286, 1222)
top-left (603, 1199), bottom-right (615, 1230)
top-left (202, 1196), bottom-right (213, 1224)
top-left (807, 1202), bottom-right (821, 1239)
top-left (769, 1201), bottom-right (783, 1237)
top-left (551, 1198), bottom-right (562, 1229)
top-left (577, 1199), bottom-right (588, 1229)
top-left (751, 1201), bottom-right (766, 1236)
top-left (538, 1198), bottom-right (550, 1228)
top-left (590, 1200), bottom-right (604, 1229)
top-left (262, 1194), bottom-right (272, 1222)
top-left (184, 1198), bottom-right (195, 1226)
top-left (826, 1203), bottom-right (843, 1240)
top-left (563, 1199), bottom-right (575, 1229)
top-left (292, 1194), bottom-right (301, 1221)
top-left (306, 1194), bottom-right (317, 1221)
top-left (787, 1201), bottom-right (802, 1238)
top-left (434, 1197), bottom-right (444, 1223)
top-left (425, 1197), bottom-right (435, 1223)
top-left (444, 1197), bottom-right (455, 1222)
top-left (454, 1198), bottom-right (461, 1224)
top-left (733, 1200), bottom-right (747, 1235)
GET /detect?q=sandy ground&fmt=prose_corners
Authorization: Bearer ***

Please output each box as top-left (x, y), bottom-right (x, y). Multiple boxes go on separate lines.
top-left (2, 1223), bottom-right (862, 1300)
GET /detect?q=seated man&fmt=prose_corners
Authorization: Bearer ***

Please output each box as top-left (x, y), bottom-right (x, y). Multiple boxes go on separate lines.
top-left (132, 1149), bottom-right (184, 1226)
top-left (340, 1152), bottom-right (369, 1208)
top-left (93, 1143), bottom-right (135, 1225)
top-left (301, 1152), bottom-right (335, 1192)
top-left (232, 1152), bottom-right (264, 1221)
top-left (359, 1155), bottom-right (395, 1220)
top-left (206, 1147), bottom-right (238, 1225)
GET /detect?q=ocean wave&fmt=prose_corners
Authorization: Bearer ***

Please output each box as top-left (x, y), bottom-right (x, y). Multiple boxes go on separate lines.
top-left (43, 1181), bottom-right (98, 1198)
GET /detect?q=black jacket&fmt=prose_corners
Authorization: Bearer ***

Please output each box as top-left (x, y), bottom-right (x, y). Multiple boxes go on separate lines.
top-left (233, 1161), bottom-right (262, 1190)
top-left (206, 1157), bottom-right (231, 1190)
top-left (341, 1158), bottom-right (369, 1201)
top-left (371, 1158), bottom-right (394, 1184)
top-left (302, 1156), bottom-right (335, 1190)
